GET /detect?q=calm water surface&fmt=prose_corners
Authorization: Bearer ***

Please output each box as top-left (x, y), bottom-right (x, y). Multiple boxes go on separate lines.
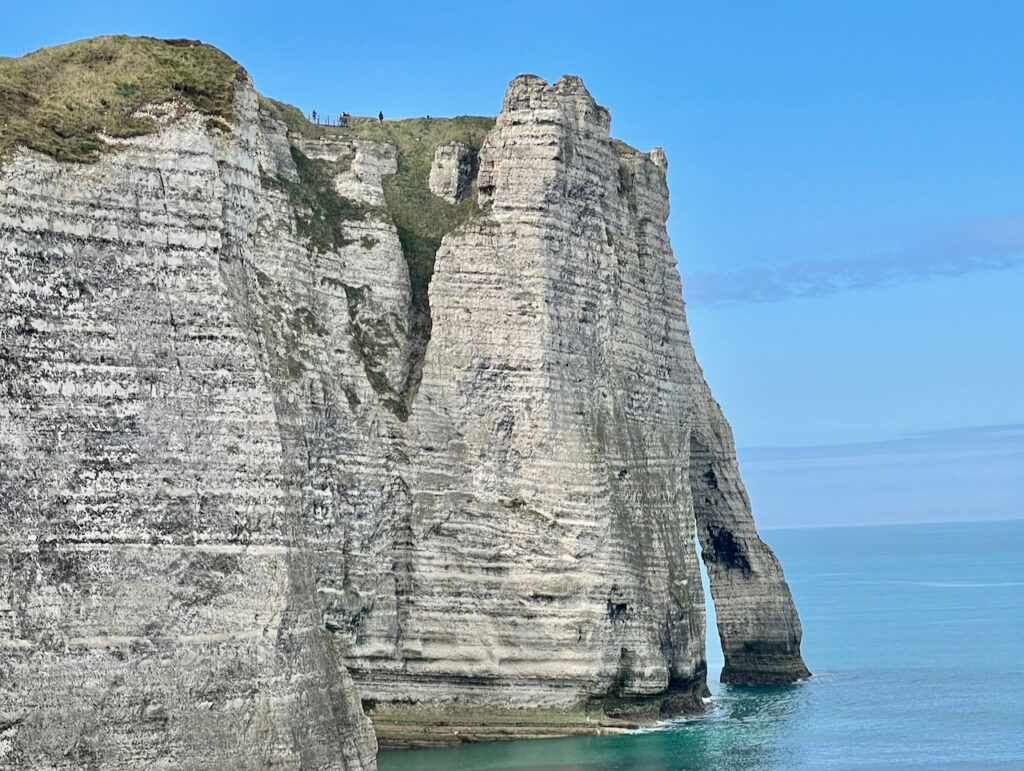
top-left (378, 520), bottom-right (1024, 770)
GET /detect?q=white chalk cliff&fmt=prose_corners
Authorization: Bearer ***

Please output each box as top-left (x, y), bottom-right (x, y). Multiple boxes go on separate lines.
top-left (0, 37), bottom-right (807, 769)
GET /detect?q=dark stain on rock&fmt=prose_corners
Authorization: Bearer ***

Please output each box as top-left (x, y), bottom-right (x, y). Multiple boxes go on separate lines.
top-left (607, 599), bottom-right (629, 621)
top-left (705, 525), bottom-right (752, 576)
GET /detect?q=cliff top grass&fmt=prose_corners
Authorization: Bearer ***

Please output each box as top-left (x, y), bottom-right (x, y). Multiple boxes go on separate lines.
top-left (343, 115), bottom-right (496, 406)
top-left (261, 100), bottom-right (496, 271)
top-left (0, 35), bottom-right (244, 162)
top-left (261, 100), bottom-right (496, 411)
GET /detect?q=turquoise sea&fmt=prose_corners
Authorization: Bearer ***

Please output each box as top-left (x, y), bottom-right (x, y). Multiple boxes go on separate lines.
top-left (378, 519), bottom-right (1024, 770)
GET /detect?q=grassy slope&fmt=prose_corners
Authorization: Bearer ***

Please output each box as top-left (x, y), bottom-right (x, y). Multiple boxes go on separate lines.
top-left (346, 116), bottom-right (495, 344)
top-left (354, 115), bottom-right (495, 407)
top-left (268, 107), bottom-right (496, 410)
top-left (0, 36), bottom-right (244, 162)
top-left (266, 105), bottom-right (495, 314)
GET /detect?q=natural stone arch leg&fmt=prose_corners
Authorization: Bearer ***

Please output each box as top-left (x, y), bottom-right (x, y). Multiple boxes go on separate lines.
top-left (688, 426), bottom-right (810, 685)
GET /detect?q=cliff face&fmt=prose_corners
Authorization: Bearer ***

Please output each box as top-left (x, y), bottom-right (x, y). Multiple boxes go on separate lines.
top-left (354, 76), bottom-right (714, 743)
top-left (0, 36), bottom-right (806, 767)
top-left (0, 68), bottom-right (377, 769)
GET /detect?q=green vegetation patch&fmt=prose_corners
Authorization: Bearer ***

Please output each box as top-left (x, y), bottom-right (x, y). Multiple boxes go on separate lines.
top-left (256, 98), bottom-right (498, 416)
top-left (264, 108), bottom-right (495, 317)
top-left (262, 145), bottom-right (372, 253)
top-left (263, 103), bottom-right (496, 414)
top-left (342, 115), bottom-right (495, 315)
top-left (258, 94), bottom-right (319, 138)
top-left (345, 115), bottom-right (495, 407)
top-left (0, 35), bottom-right (245, 163)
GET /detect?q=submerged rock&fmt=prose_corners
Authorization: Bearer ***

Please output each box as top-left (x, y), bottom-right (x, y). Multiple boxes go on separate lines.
top-left (0, 36), bottom-right (806, 767)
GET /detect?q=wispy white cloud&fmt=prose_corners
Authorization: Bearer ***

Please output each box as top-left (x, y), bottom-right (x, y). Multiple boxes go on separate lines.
top-left (738, 424), bottom-right (1024, 527)
top-left (682, 216), bottom-right (1024, 306)
top-left (739, 423), bottom-right (1024, 471)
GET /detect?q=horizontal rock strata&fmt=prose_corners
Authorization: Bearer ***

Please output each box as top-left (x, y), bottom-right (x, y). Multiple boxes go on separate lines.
top-left (0, 36), bottom-right (807, 766)
top-left (0, 69), bottom-right (376, 770)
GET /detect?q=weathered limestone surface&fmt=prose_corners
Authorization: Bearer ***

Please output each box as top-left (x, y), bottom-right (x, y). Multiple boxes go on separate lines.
top-left (348, 75), bottom-right (713, 744)
top-left (690, 424), bottom-right (810, 685)
top-left (0, 51), bottom-right (806, 765)
top-left (0, 79), bottom-right (376, 769)
top-left (427, 141), bottom-right (473, 203)
top-left (340, 75), bottom-right (806, 747)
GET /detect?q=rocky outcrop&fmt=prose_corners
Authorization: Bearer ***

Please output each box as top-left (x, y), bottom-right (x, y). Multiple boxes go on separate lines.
top-left (689, 428), bottom-right (810, 685)
top-left (348, 75), bottom-right (714, 745)
top-left (0, 36), bottom-right (806, 766)
top-left (427, 141), bottom-right (473, 203)
top-left (339, 74), bottom-right (807, 747)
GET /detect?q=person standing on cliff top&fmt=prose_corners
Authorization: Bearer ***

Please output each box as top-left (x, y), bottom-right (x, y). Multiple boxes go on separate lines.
top-left (378, 111), bottom-right (384, 123)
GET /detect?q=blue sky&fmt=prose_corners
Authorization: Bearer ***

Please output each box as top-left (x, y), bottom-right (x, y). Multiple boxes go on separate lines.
top-left (3, 1), bottom-right (1020, 525)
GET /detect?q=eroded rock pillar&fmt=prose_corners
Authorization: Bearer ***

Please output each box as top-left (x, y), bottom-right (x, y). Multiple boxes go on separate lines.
top-left (689, 423), bottom-right (810, 684)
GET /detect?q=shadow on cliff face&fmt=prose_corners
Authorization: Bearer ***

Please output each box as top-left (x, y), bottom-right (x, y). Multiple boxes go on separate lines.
top-left (689, 435), bottom-right (810, 686)
top-left (331, 115), bottom-right (495, 414)
top-left (705, 524), bottom-right (753, 576)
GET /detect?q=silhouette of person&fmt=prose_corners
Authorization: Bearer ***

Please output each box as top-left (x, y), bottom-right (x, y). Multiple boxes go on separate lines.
top-left (378, 111), bottom-right (384, 123)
